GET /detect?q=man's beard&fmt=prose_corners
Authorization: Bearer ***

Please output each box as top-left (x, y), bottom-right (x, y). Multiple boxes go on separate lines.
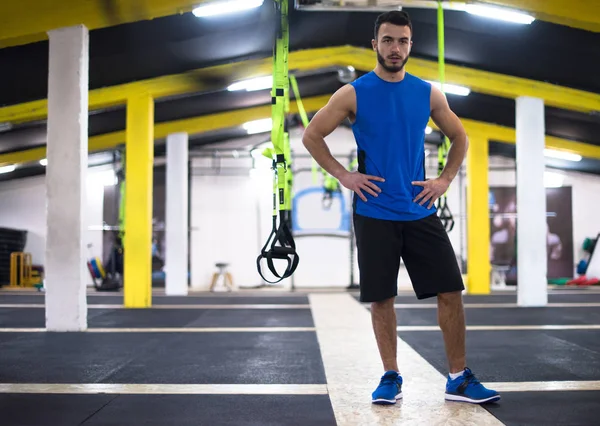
top-left (377, 50), bottom-right (408, 73)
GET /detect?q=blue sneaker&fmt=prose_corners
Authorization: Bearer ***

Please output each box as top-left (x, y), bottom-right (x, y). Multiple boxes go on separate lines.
top-left (371, 371), bottom-right (403, 404)
top-left (445, 367), bottom-right (500, 404)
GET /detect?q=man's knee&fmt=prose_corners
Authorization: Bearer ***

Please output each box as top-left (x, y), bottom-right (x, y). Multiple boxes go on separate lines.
top-left (437, 290), bottom-right (463, 305)
top-left (371, 296), bottom-right (395, 310)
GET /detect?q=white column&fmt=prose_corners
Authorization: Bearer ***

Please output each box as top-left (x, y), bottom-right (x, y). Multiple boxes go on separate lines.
top-left (516, 96), bottom-right (547, 307)
top-left (45, 25), bottom-right (89, 330)
top-left (165, 133), bottom-right (189, 295)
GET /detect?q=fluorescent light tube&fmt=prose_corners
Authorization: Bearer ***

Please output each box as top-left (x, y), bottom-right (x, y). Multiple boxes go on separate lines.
top-left (193, 0), bottom-right (264, 18)
top-left (544, 149), bottom-right (582, 162)
top-left (427, 81), bottom-right (471, 96)
top-left (466, 4), bottom-right (535, 24)
top-left (228, 76), bottom-right (272, 92)
top-left (243, 118), bottom-right (272, 135)
top-left (0, 165), bottom-right (16, 174)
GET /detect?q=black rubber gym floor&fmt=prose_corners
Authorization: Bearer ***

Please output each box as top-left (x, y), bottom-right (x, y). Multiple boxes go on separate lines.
top-left (0, 307), bottom-right (313, 328)
top-left (399, 329), bottom-right (600, 382)
top-left (2, 290), bottom-right (600, 425)
top-left (0, 394), bottom-right (337, 426)
top-left (396, 306), bottom-right (600, 326)
top-left (0, 293), bottom-right (310, 305)
top-left (357, 291), bottom-right (600, 304)
top-left (0, 331), bottom-right (326, 384)
top-left (484, 391), bottom-right (600, 426)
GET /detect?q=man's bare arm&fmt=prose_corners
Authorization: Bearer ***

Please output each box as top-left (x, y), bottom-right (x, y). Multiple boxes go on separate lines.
top-left (430, 85), bottom-right (469, 184)
top-left (412, 85), bottom-right (469, 208)
top-left (302, 85), bottom-right (356, 180)
top-left (302, 85), bottom-right (384, 202)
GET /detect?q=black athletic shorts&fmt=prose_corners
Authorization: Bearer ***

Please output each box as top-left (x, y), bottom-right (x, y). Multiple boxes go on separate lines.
top-left (353, 212), bottom-right (465, 302)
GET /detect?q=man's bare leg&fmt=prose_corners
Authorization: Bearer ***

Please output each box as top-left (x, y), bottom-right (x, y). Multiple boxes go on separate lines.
top-left (437, 291), bottom-right (466, 374)
top-left (371, 296), bottom-right (399, 372)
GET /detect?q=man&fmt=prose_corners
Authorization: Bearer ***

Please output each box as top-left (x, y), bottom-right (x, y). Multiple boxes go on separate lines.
top-left (302, 11), bottom-right (500, 405)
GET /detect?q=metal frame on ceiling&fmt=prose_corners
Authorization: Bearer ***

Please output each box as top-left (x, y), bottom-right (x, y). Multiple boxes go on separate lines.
top-left (2, 93), bottom-right (600, 171)
top-left (1, 2), bottom-right (599, 174)
top-left (2, 45), bottom-right (599, 124)
top-left (294, 0), bottom-right (600, 32)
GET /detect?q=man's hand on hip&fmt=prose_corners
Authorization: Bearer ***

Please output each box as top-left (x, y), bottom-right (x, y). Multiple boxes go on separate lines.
top-left (412, 177), bottom-right (451, 209)
top-left (339, 171), bottom-right (385, 202)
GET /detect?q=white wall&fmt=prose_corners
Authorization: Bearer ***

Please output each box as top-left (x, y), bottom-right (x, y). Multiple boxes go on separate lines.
top-left (0, 165), bottom-right (114, 286)
top-left (189, 127), bottom-right (450, 290)
top-left (190, 128), bottom-right (360, 290)
top-left (189, 127), bottom-right (600, 290)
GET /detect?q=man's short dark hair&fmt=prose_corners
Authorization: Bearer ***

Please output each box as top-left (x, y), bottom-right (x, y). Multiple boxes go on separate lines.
top-left (374, 11), bottom-right (412, 39)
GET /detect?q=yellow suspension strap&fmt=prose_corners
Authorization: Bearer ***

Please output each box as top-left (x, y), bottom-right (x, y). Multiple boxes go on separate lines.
top-left (290, 74), bottom-right (340, 210)
top-left (436, 1), bottom-right (454, 232)
top-left (256, 0), bottom-right (299, 284)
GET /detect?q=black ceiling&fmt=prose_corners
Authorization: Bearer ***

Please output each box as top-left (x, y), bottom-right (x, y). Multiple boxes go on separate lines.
top-left (2, 0), bottom-right (600, 107)
top-left (1, 0), bottom-right (600, 176)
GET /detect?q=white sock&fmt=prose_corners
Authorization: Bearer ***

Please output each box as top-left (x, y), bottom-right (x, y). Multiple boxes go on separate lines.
top-left (449, 370), bottom-right (465, 380)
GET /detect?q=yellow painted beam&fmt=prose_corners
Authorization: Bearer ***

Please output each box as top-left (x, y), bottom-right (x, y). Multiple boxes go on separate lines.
top-left (123, 93), bottom-right (154, 308)
top-left (476, 0), bottom-right (600, 33)
top-left (0, 0), bottom-right (210, 49)
top-left (466, 136), bottom-right (491, 295)
top-left (3, 46), bottom-right (599, 126)
top-left (457, 118), bottom-right (600, 160)
top-left (337, 47), bottom-right (600, 115)
top-left (1, 94), bottom-right (600, 169)
top-left (0, 47), bottom-right (348, 125)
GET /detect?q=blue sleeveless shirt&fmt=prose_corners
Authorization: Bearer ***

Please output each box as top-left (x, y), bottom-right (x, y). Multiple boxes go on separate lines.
top-left (350, 71), bottom-right (436, 221)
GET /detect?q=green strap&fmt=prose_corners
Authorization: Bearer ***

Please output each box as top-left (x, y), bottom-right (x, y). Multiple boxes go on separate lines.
top-left (437, 0), bottom-right (450, 181)
top-left (349, 158), bottom-right (358, 171)
top-left (290, 74), bottom-right (319, 186)
top-left (290, 73), bottom-right (340, 204)
top-left (436, 1), bottom-right (454, 232)
top-left (256, 0), bottom-right (299, 283)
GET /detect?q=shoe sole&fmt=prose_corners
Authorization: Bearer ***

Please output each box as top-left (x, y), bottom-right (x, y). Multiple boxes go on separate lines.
top-left (445, 393), bottom-right (501, 404)
top-left (372, 392), bottom-right (403, 405)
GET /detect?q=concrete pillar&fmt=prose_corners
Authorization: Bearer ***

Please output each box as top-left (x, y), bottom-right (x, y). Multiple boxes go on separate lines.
top-left (45, 25), bottom-right (89, 331)
top-left (165, 132), bottom-right (189, 296)
top-left (466, 136), bottom-right (490, 294)
top-left (516, 96), bottom-right (548, 307)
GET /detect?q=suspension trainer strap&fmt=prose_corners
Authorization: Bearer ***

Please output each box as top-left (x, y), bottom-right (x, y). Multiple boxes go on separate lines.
top-left (435, 1), bottom-right (454, 233)
top-left (257, 0), bottom-right (299, 284)
top-left (290, 74), bottom-right (340, 209)
top-left (290, 75), bottom-right (318, 185)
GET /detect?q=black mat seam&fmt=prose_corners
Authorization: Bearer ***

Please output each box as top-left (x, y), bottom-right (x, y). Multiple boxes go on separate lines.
top-left (79, 394), bottom-right (120, 425)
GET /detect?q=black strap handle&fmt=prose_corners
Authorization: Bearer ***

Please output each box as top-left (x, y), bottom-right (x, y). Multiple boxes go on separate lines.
top-left (436, 196), bottom-right (455, 233)
top-left (256, 212), bottom-right (299, 284)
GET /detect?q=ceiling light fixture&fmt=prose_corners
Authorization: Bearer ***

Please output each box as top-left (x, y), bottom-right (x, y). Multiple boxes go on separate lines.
top-left (193, 0), bottom-right (264, 18)
top-left (0, 165), bottom-right (16, 174)
top-left (227, 76), bottom-right (272, 92)
top-left (427, 80), bottom-right (471, 97)
top-left (465, 4), bottom-right (535, 25)
top-left (544, 149), bottom-right (582, 162)
top-left (243, 118), bottom-right (272, 135)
